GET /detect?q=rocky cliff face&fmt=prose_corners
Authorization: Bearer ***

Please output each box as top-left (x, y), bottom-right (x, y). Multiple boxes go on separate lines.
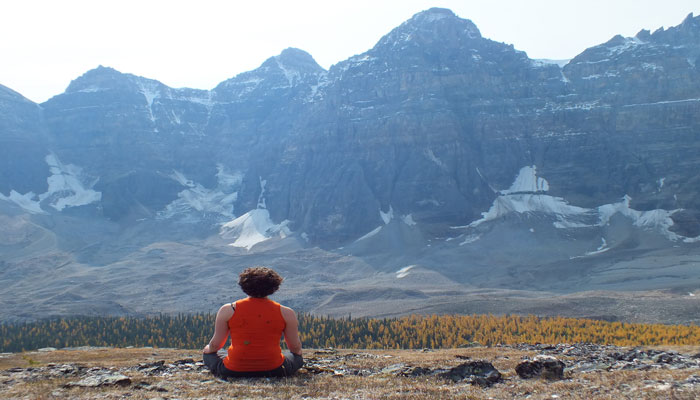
top-left (0, 85), bottom-right (49, 198)
top-left (5, 8), bottom-right (699, 239)
top-left (1, 8), bottom-right (700, 321)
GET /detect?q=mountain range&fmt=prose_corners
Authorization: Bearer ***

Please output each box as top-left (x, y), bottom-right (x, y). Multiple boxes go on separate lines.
top-left (1, 8), bottom-right (700, 324)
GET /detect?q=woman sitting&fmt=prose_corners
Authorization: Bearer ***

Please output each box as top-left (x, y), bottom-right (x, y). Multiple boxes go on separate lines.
top-left (202, 266), bottom-right (303, 377)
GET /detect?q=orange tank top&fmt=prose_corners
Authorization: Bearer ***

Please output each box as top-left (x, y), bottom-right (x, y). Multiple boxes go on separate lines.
top-left (223, 297), bottom-right (286, 371)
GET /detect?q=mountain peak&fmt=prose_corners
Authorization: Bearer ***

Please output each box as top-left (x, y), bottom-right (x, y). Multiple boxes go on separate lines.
top-left (682, 12), bottom-right (695, 25)
top-left (373, 8), bottom-right (481, 52)
top-left (215, 48), bottom-right (324, 96)
top-left (65, 66), bottom-right (131, 94)
top-left (273, 47), bottom-right (324, 73)
top-left (405, 7), bottom-right (478, 35)
top-left (411, 7), bottom-right (457, 23)
top-left (635, 29), bottom-right (652, 41)
top-left (76, 65), bottom-right (123, 79)
top-left (254, 48), bottom-right (325, 83)
top-left (678, 12), bottom-right (700, 33)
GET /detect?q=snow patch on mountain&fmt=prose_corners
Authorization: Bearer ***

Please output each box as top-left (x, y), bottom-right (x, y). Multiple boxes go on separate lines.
top-left (42, 154), bottom-right (102, 211)
top-left (219, 74), bottom-right (265, 99)
top-left (306, 73), bottom-right (330, 103)
top-left (169, 110), bottom-right (181, 124)
top-left (0, 190), bottom-right (45, 214)
top-left (607, 36), bottom-right (646, 56)
top-left (470, 193), bottom-right (592, 228)
top-left (0, 154), bottom-right (102, 213)
top-left (459, 234), bottom-right (481, 246)
top-left (401, 214), bottom-right (417, 226)
top-left (333, 54), bottom-right (379, 77)
top-left (216, 165), bottom-right (243, 189)
top-left (587, 237), bottom-right (610, 255)
top-left (657, 178), bottom-right (666, 192)
top-left (158, 166), bottom-right (242, 219)
top-left (380, 206), bottom-right (394, 224)
top-left (425, 148), bottom-right (448, 170)
top-left (501, 166), bottom-right (549, 194)
top-left (396, 265), bottom-right (415, 279)
top-left (466, 165), bottom-right (695, 242)
top-left (137, 80), bottom-right (159, 124)
top-left (355, 226), bottom-right (382, 242)
top-left (170, 170), bottom-right (194, 187)
top-left (257, 177), bottom-right (267, 209)
top-left (183, 91), bottom-right (214, 109)
top-left (220, 208), bottom-right (291, 250)
top-left (570, 237), bottom-right (610, 259)
top-left (76, 86), bottom-right (104, 93)
top-left (597, 195), bottom-right (683, 240)
top-left (275, 57), bottom-right (301, 87)
top-left (355, 209), bottom-right (416, 243)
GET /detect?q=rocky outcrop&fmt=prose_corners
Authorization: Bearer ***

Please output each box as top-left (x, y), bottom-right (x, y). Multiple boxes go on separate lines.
top-left (378, 359), bottom-right (502, 386)
top-left (63, 372), bottom-right (131, 388)
top-left (437, 361), bottom-right (502, 386)
top-left (515, 355), bottom-right (565, 379)
top-left (509, 343), bottom-right (700, 372)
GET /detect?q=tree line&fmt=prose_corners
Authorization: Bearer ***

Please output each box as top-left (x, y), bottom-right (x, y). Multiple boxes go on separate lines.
top-left (1, 313), bottom-right (699, 353)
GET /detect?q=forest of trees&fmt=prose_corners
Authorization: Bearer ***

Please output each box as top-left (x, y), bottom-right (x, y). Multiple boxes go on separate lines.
top-left (2, 313), bottom-right (699, 353)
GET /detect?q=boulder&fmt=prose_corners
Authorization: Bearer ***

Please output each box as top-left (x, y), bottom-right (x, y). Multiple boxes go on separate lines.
top-left (63, 372), bottom-right (132, 388)
top-left (438, 360), bottom-right (502, 386)
top-left (515, 355), bottom-right (565, 380)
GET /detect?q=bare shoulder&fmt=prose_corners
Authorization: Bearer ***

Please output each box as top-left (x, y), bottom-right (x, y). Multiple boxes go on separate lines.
top-left (217, 303), bottom-right (235, 319)
top-left (280, 305), bottom-right (297, 319)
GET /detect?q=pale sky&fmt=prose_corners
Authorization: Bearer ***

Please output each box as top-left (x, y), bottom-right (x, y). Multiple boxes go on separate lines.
top-left (2, 0), bottom-right (699, 103)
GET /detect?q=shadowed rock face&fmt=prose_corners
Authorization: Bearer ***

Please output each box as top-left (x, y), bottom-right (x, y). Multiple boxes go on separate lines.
top-left (0, 85), bottom-right (49, 195)
top-left (1, 9), bottom-right (700, 322)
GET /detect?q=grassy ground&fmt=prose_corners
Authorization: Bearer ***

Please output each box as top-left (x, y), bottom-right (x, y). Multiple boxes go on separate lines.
top-left (1, 346), bottom-right (699, 399)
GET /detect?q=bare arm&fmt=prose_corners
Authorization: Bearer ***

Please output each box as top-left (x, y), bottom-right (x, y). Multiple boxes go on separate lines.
top-left (281, 306), bottom-right (302, 356)
top-left (202, 303), bottom-right (234, 354)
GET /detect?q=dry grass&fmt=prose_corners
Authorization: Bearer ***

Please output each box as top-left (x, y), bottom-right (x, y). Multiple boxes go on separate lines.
top-left (0, 347), bottom-right (190, 370)
top-left (1, 347), bottom-right (700, 399)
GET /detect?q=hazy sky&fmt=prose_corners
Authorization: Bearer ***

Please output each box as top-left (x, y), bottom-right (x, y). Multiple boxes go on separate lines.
top-left (2, 0), bottom-right (699, 103)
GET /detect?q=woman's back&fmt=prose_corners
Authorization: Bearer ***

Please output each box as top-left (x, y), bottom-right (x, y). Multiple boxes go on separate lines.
top-left (202, 266), bottom-right (303, 378)
top-left (223, 297), bottom-right (286, 371)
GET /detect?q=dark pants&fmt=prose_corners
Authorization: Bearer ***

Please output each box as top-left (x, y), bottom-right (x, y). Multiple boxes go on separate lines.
top-left (203, 351), bottom-right (304, 378)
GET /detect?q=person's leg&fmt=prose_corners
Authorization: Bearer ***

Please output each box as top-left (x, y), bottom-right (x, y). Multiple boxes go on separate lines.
top-left (286, 352), bottom-right (304, 373)
top-left (205, 352), bottom-right (303, 378)
top-left (204, 353), bottom-right (274, 378)
top-left (266, 352), bottom-right (304, 377)
top-left (203, 352), bottom-right (230, 378)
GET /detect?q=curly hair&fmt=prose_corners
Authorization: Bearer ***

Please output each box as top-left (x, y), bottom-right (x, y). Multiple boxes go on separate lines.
top-left (238, 267), bottom-right (283, 298)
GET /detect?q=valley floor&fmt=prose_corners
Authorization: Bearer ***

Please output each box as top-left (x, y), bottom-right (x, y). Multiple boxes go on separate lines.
top-left (2, 345), bottom-right (700, 399)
